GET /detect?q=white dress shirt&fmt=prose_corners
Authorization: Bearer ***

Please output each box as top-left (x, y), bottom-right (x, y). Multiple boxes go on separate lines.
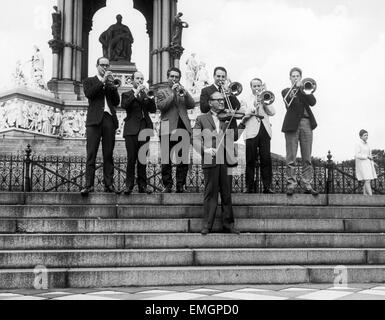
top-left (96, 74), bottom-right (112, 116)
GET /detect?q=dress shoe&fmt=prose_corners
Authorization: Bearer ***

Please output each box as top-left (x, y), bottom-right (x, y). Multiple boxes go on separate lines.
top-left (263, 188), bottom-right (275, 194)
top-left (162, 186), bottom-right (172, 193)
top-left (222, 226), bottom-right (240, 234)
top-left (304, 188), bottom-right (319, 196)
top-left (176, 184), bottom-right (184, 193)
top-left (123, 187), bottom-right (133, 195)
top-left (138, 186), bottom-right (152, 194)
top-left (80, 186), bottom-right (94, 196)
top-left (201, 228), bottom-right (210, 235)
top-left (104, 185), bottom-right (120, 194)
top-left (286, 188), bottom-right (294, 196)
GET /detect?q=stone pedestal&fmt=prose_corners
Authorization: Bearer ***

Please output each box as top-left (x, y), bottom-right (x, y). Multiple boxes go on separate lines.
top-left (109, 62), bottom-right (138, 98)
top-left (47, 80), bottom-right (79, 101)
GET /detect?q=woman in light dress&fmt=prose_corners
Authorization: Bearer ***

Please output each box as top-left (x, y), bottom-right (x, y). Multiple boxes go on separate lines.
top-left (355, 129), bottom-right (377, 195)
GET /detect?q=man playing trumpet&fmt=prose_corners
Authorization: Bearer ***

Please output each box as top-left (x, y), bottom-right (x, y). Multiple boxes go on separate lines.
top-left (282, 67), bottom-right (318, 196)
top-left (81, 57), bottom-right (120, 196)
top-left (240, 78), bottom-right (276, 194)
top-left (121, 71), bottom-right (156, 195)
top-left (156, 67), bottom-right (195, 193)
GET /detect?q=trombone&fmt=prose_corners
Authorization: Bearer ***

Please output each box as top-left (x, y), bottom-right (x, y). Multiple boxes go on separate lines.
top-left (283, 78), bottom-right (317, 107)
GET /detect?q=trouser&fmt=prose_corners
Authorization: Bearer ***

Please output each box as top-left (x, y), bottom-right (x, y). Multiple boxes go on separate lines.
top-left (125, 119), bottom-right (149, 190)
top-left (245, 124), bottom-right (272, 191)
top-left (160, 118), bottom-right (189, 188)
top-left (285, 118), bottom-right (314, 190)
top-left (203, 164), bottom-right (234, 230)
top-left (85, 113), bottom-right (116, 187)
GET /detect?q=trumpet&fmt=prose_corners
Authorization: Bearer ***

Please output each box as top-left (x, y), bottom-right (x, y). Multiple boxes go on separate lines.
top-left (283, 77), bottom-right (317, 107)
top-left (172, 81), bottom-right (186, 97)
top-left (138, 85), bottom-right (155, 99)
top-left (105, 72), bottom-right (121, 88)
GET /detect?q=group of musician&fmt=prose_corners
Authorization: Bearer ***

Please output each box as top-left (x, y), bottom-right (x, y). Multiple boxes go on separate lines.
top-left (80, 57), bottom-right (318, 235)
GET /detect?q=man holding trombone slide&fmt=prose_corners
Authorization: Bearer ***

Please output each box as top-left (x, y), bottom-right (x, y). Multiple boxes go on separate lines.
top-left (281, 67), bottom-right (319, 196)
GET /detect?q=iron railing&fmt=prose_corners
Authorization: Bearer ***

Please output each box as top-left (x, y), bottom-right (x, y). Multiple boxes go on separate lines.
top-left (0, 146), bottom-right (384, 194)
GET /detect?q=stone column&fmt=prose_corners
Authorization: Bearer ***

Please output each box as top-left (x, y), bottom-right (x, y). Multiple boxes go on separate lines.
top-left (75, 0), bottom-right (83, 83)
top-left (62, 0), bottom-right (74, 80)
top-left (161, 0), bottom-right (171, 82)
top-left (152, 0), bottom-right (160, 84)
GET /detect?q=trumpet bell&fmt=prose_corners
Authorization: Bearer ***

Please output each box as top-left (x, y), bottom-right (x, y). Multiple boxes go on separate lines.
top-left (229, 82), bottom-right (243, 96)
top-left (260, 91), bottom-right (275, 105)
top-left (301, 78), bottom-right (317, 95)
top-left (113, 79), bottom-right (122, 88)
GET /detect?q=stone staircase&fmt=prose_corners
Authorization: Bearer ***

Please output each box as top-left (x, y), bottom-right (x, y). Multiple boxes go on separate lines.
top-left (1, 192), bottom-right (385, 289)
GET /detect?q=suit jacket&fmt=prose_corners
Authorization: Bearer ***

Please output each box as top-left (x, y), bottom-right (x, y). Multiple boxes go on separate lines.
top-left (200, 84), bottom-right (241, 114)
top-left (193, 112), bottom-right (238, 169)
top-left (121, 89), bottom-right (156, 136)
top-left (281, 89), bottom-right (317, 132)
top-left (83, 76), bottom-right (120, 129)
top-left (156, 84), bottom-right (195, 135)
top-left (239, 94), bottom-right (276, 139)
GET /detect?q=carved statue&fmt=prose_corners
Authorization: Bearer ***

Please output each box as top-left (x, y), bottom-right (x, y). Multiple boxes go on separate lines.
top-left (51, 6), bottom-right (62, 41)
top-left (31, 46), bottom-right (45, 89)
top-left (99, 15), bottom-right (134, 62)
top-left (171, 12), bottom-right (189, 47)
top-left (12, 61), bottom-right (27, 87)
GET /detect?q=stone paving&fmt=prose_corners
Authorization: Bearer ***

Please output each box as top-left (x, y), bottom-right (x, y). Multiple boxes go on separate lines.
top-left (1, 283), bottom-right (385, 300)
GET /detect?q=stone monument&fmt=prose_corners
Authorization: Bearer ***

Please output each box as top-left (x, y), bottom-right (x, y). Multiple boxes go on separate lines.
top-left (99, 14), bottom-right (137, 94)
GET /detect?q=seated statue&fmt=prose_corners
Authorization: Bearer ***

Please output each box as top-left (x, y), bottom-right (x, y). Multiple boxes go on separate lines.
top-left (99, 14), bottom-right (134, 62)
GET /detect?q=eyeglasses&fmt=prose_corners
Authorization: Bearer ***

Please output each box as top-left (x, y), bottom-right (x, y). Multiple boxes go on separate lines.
top-left (210, 98), bottom-right (225, 103)
top-left (99, 64), bottom-right (110, 67)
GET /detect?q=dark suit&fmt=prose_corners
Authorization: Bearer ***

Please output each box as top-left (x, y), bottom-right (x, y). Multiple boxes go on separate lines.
top-left (83, 76), bottom-right (120, 188)
top-left (193, 112), bottom-right (238, 231)
top-left (121, 89), bottom-right (156, 190)
top-left (157, 84), bottom-right (195, 189)
top-left (200, 84), bottom-right (241, 114)
top-left (281, 88), bottom-right (317, 190)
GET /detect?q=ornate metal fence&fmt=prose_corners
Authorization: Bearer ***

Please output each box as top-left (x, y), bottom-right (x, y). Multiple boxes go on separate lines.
top-left (0, 146), bottom-right (384, 194)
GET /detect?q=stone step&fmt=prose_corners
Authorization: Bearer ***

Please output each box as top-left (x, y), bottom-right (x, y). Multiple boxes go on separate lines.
top-left (0, 233), bottom-right (385, 250)
top-left (2, 265), bottom-right (385, 289)
top-left (1, 218), bottom-right (385, 233)
top-left (2, 192), bottom-right (385, 207)
top-left (1, 205), bottom-right (385, 219)
top-left (2, 248), bottom-right (385, 269)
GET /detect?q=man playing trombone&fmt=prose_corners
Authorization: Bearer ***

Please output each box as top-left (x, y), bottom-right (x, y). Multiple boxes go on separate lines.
top-left (282, 67), bottom-right (318, 196)
top-left (121, 71), bottom-right (156, 195)
top-left (200, 66), bottom-right (241, 114)
top-left (240, 78), bottom-right (276, 194)
top-left (156, 67), bottom-right (195, 193)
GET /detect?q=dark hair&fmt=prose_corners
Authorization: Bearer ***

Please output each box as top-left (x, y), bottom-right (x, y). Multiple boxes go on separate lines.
top-left (250, 78), bottom-right (262, 87)
top-left (167, 67), bottom-right (182, 78)
top-left (289, 67), bottom-right (302, 77)
top-left (359, 129), bottom-right (368, 137)
top-left (213, 66), bottom-right (227, 76)
top-left (96, 57), bottom-right (109, 66)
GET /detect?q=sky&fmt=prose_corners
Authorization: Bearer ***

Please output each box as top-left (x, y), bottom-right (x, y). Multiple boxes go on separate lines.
top-left (1, 0), bottom-right (385, 161)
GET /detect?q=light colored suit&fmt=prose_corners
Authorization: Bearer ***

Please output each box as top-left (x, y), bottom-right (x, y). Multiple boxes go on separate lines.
top-left (239, 94), bottom-right (276, 140)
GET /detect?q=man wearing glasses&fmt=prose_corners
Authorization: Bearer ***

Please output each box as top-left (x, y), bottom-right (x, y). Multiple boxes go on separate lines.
top-left (193, 91), bottom-right (240, 235)
top-left (81, 57), bottom-right (120, 195)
